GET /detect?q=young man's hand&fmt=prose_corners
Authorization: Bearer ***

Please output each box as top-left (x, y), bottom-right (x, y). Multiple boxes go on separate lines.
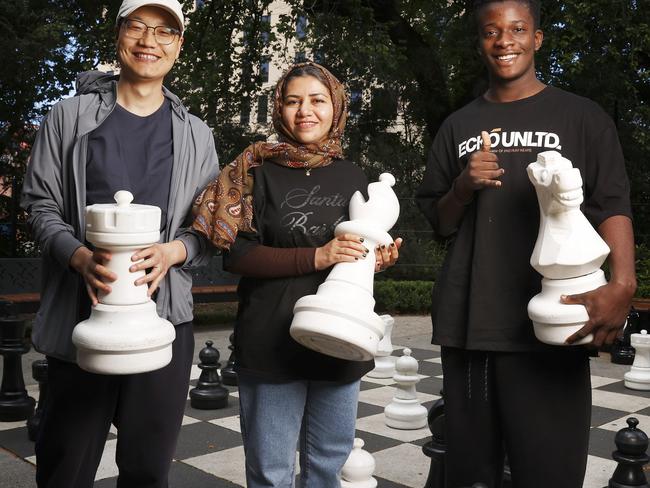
top-left (70, 246), bottom-right (116, 305)
top-left (562, 281), bottom-right (634, 347)
top-left (130, 240), bottom-right (187, 296)
top-left (455, 131), bottom-right (505, 201)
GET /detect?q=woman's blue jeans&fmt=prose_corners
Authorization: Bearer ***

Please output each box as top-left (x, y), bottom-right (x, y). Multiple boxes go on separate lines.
top-left (237, 372), bottom-right (361, 488)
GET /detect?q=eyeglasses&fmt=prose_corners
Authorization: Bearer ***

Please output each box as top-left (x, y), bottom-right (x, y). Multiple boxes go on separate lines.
top-left (121, 18), bottom-right (181, 45)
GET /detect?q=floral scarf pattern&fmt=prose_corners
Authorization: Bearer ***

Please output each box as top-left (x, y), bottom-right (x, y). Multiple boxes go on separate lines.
top-left (192, 62), bottom-right (348, 250)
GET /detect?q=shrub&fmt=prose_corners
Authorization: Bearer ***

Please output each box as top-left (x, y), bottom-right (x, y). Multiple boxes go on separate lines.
top-left (375, 279), bottom-right (433, 314)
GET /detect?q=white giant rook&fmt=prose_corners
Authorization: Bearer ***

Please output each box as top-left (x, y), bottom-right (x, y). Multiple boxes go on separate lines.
top-left (290, 174), bottom-right (400, 361)
top-left (72, 191), bottom-right (176, 374)
top-left (625, 330), bottom-right (650, 390)
top-left (527, 151), bottom-right (610, 345)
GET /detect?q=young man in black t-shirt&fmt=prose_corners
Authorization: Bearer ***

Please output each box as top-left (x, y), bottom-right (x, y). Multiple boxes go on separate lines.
top-left (416, 1), bottom-right (636, 486)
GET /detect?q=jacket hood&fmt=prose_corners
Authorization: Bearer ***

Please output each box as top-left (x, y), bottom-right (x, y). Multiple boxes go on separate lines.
top-left (75, 71), bottom-right (118, 95)
top-left (72, 70), bottom-right (186, 137)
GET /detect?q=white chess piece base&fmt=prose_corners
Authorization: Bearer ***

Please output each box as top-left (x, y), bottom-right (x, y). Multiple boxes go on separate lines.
top-left (384, 398), bottom-right (427, 430)
top-left (624, 369), bottom-right (650, 391)
top-left (528, 269), bottom-right (606, 345)
top-left (72, 301), bottom-right (175, 374)
top-left (291, 296), bottom-right (384, 361)
top-left (367, 356), bottom-right (397, 378)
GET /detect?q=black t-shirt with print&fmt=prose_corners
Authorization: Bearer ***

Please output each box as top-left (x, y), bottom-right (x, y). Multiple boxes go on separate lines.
top-left (416, 86), bottom-right (632, 352)
top-left (225, 159), bottom-right (375, 381)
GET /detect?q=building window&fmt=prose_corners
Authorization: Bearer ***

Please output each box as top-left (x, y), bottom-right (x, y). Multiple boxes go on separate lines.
top-left (260, 56), bottom-right (270, 83)
top-left (350, 89), bottom-right (362, 118)
top-left (261, 14), bottom-right (271, 45)
top-left (296, 15), bottom-right (307, 39)
top-left (240, 100), bottom-right (250, 125)
top-left (257, 95), bottom-right (269, 124)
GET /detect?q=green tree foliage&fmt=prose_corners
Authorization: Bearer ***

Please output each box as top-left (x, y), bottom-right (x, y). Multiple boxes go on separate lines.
top-left (1, 0), bottom-right (648, 292)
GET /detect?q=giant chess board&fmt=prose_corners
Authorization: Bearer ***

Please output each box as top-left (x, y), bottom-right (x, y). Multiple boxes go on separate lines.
top-left (0, 346), bottom-right (647, 487)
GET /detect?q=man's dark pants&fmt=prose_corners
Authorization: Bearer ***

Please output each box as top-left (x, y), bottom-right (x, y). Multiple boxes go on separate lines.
top-left (35, 322), bottom-right (194, 488)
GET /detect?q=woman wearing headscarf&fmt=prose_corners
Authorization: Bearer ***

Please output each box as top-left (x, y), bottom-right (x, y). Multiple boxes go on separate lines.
top-left (193, 62), bottom-right (402, 487)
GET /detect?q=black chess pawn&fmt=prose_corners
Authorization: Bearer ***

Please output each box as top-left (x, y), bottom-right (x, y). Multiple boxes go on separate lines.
top-left (221, 332), bottom-right (238, 386)
top-left (190, 340), bottom-right (229, 410)
top-left (609, 417), bottom-right (650, 488)
top-left (422, 389), bottom-right (445, 488)
top-left (27, 358), bottom-right (48, 441)
top-left (612, 310), bottom-right (641, 365)
top-left (0, 310), bottom-right (35, 421)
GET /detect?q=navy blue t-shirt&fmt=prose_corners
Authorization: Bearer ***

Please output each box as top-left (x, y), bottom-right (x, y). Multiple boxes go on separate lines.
top-left (86, 99), bottom-right (173, 230)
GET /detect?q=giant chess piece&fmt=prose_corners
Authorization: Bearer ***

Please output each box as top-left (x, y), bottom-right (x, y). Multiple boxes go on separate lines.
top-left (190, 340), bottom-right (229, 409)
top-left (221, 332), bottom-right (238, 386)
top-left (625, 330), bottom-right (650, 391)
top-left (290, 174), bottom-right (400, 361)
top-left (27, 358), bottom-right (48, 441)
top-left (385, 348), bottom-right (427, 429)
top-left (422, 391), bottom-right (445, 488)
top-left (341, 438), bottom-right (378, 488)
top-left (526, 151), bottom-right (610, 345)
top-left (612, 310), bottom-right (640, 365)
top-left (609, 417), bottom-right (649, 488)
top-left (368, 315), bottom-right (397, 378)
top-left (0, 310), bottom-right (35, 421)
top-left (72, 191), bottom-right (175, 374)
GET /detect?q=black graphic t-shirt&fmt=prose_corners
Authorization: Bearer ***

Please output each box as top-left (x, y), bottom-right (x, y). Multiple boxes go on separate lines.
top-left (416, 86), bottom-right (632, 351)
top-left (225, 159), bottom-right (374, 381)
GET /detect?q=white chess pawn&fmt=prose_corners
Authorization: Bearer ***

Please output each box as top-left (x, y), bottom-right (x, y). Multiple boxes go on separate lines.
top-left (625, 329), bottom-right (650, 390)
top-left (341, 438), bottom-right (378, 488)
top-left (385, 348), bottom-right (427, 429)
top-left (368, 315), bottom-right (397, 378)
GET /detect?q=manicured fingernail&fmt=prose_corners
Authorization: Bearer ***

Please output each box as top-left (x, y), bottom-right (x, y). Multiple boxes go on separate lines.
top-left (381, 245), bottom-right (386, 249)
top-left (362, 253), bottom-right (367, 258)
top-left (355, 257), bottom-right (358, 261)
top-left (359, 238), bottom-right (364, 242)
top-left (390, 243), bottom-right (395, 247)
top-left (364, 248), bottom-right (369, 253)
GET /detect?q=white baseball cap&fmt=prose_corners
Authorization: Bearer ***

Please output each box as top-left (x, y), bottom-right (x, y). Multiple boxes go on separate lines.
top-left (116, 0), bottom-right (185, 34)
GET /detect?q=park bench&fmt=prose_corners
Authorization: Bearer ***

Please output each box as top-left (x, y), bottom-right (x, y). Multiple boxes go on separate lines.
top-left (0, 257), bottom-right (240, 314)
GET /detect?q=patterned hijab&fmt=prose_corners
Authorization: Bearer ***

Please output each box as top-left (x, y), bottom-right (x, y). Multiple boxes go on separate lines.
top-left (192, 62), bottom-right (348, 250)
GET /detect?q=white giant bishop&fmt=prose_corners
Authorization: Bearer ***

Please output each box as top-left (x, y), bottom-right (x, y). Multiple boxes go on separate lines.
top-left (290, 173), bottom-right (400, 361)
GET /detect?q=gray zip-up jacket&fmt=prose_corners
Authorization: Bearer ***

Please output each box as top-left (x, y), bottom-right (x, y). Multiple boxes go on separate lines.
top-left (21, 71), bottom-right (220, 362)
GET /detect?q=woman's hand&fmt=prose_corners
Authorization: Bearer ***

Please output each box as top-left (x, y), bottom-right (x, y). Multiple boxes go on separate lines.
top-left (130, 240), bottom-right (187, 296)
top-left (70, 246), bottom-right (116, 306)
top-left (375, 237), bottom-right (403, 272)
top-left (315, 234), bottom-right (369, 271)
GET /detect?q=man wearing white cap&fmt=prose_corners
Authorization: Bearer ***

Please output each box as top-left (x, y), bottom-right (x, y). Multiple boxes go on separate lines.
top-left (21, 1), bottom-right (219, 486)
